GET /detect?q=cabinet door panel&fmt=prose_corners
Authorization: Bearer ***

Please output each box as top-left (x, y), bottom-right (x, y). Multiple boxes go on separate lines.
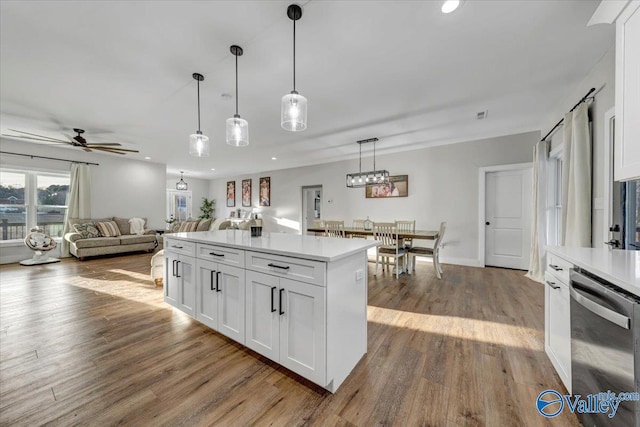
top-left (245, 271), bottom-right (280, 361)
top-left (279, 278), bottom-right (325, 385)
top-left (164, 252), bottom-right (179, 307)
top-left (196, 259), bottom-right (218, 329)
top-left (178, 256), bottom-right (195, 316)
top-left (218, 264), bottom-right (245, 344)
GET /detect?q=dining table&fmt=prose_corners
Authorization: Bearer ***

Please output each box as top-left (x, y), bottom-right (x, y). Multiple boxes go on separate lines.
top-left (306, 226), bottom-right (439, 240)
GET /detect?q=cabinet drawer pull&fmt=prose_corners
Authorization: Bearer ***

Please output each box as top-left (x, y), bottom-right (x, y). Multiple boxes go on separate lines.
top-left (176, 260), bottom-right (181, 278)
top-left (546, 280), bottom-right (560, 290)
top-left (268, 263), bottom-right (290, 270)
top-left (271, 286), bottom-right (277, 313)
top-left (548, 264), bottom-right (563, 271)
top-left (279, 288), bottom-right (285, 315)
top-left (209, 252), bottom-right (225, 257)
top-left (216, 271), bottom-right (221, 292)
top-left (172, 245), bottom-right (184, 249)
top-left (210, 270), bottom-right (217, 291)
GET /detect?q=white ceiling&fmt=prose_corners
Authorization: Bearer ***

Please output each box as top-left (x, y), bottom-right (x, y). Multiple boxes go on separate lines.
top-left (0, 0), bottom-right (613, 179)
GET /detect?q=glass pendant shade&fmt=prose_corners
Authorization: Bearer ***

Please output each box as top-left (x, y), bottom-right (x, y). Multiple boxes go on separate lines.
top-left (281, 92), bottom-right (307, 131)
top-left (226, 116), bottom-right (249, 147)
top-left (189, 131), bottom-right (209, 157)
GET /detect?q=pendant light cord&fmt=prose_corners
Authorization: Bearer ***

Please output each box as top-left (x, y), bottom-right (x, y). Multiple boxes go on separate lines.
top-left (235, 54), bottom-right (239, 116)
top-left (197, 79), bottom-right (201, 131)
top-left (359, 142), bottom-right (362, 173)
top-left (293, 19), bottom-right (296, 92)
top-left (373, 140), bottom-right (376, 170)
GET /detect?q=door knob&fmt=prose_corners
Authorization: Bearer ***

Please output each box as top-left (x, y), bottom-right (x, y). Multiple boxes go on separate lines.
top-left (485, 221), bottom-right (490, 226)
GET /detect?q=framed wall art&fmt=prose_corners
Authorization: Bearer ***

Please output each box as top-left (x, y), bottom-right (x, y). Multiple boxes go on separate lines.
top-left (365, 175), bottom-right (408, 198)
top-left (226, 181), bottom-right (236, 207)
top-left (259, 177), bottom-right (270, 206)
top-left (242, 179), bottom-right (252, 207)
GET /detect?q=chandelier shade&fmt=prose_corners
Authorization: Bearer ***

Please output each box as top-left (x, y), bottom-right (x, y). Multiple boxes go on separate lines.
top-left (346, 138), bottom-right (390, 188)
top-left (189, 73), bottom-right (209, 157)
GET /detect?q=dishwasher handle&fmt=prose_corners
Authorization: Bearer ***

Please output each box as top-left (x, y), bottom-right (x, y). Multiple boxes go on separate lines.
top-left (569, 281), bottom-right (631, 330)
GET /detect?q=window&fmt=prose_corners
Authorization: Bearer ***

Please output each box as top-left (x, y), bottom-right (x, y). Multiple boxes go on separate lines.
top-left (0, 169), bottom-right (70, 242)
top-left (546, 148), bottom-right (563, 246)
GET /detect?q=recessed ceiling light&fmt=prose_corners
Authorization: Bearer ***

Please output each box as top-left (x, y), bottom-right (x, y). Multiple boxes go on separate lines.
top-left (144, 156), bottom-right (151, 160)
top-left (272, 157), bottom-right (277, 160)
top-left (211, 168), bottom-right (216, 171)
top-left (442, 0), bottom-right (461, 14)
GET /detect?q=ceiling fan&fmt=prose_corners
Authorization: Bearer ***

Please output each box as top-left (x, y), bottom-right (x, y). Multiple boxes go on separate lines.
top-left (1, 128), bottom-right (139, 155)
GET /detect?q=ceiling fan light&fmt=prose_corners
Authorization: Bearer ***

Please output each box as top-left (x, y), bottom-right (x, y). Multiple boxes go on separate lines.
top-left (189, 131), bottom-right (209, 157)
top-left (226, 116), bottom-right (249, 147)
top-left (281, 92), bottom-right (307, 131)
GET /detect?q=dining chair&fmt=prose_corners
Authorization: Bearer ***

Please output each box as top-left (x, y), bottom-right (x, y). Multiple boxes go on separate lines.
top-left (324, 220), bottom-right (346, 238)
top-left (351, 219), bottom-right (368, 239)
top-left (395, 220), bottom-right (416, 248)
top-left (408, 221), bottom-right (447, 279)
top-left (373, 222), bottom-right (406, 279)
top-left (311, 219), bottom-right (324, 236)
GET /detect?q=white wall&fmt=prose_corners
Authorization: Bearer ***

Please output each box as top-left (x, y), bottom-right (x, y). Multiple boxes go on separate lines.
top-left (166, 175), bottom-right (211, 219)
top-left (542, 45), bottom-right (615, 247)
top-left (0, 138), bottom-right (166, 263)
top-left (210, 131), bottom-right (539, 266)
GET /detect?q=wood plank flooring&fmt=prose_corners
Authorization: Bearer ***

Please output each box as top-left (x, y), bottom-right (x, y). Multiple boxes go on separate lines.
top-left (0, 252), bottom-right (579, 426)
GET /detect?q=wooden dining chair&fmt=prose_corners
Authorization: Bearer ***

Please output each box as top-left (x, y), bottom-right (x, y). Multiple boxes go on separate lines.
top-left (395, 220), bottom-right (415, 248)
top-left (324, 220), bottom-right (346, 238)
top-left (373, 222), bottom-right (406, 279)
top-left (312, 219), bottom-right (324, 236)
top-left (408, 221), bottom-right (447, 279)
top-left (351, 219), bottom-right (368, 239)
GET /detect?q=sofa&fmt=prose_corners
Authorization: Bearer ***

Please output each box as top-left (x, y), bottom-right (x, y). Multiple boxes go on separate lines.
top-left (64, 217), bottom-right (157, 260)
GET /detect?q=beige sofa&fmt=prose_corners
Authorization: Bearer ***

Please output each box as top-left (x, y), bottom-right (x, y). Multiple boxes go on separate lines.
top-left (64, 217), bottom-right (157, 260)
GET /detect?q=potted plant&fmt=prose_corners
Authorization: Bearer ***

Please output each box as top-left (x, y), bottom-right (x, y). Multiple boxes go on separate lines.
top-left (199, 197), bottom-right (215, 219)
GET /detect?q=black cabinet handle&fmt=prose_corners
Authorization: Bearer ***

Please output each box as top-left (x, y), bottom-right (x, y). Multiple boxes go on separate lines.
top-left (268, 263), bottom-right (290, 270)
top-left (172, 259), bottom-right (177, 277)
top-left (270, 286), bottom-right (277, 313)
top-left (209, 252), bottom-right (225, 257)
top-left (279, 288), bottom-right (285, 315)
top-left (176, 260), bottom-right (181, 278)
top-left (210, 270), bottom-right (217, 291)
top-left (216, 271), bottom-right (221, 292)
top-left (548, 264), bottom-right (563, 271)
top-left (172, 245), bottom-right (184, 249)
top-left (546, 280), bottom-right (560, 290)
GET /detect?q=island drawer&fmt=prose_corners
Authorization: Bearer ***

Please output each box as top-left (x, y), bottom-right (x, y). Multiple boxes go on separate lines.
top-left (164, 238), bottom-right (196, 257)
top-left (245, 251), bottom-right (325, 286)
top-left (546, 253), bottom-right (572, 284)
top-left (197, 243), bottom-right (245, 267)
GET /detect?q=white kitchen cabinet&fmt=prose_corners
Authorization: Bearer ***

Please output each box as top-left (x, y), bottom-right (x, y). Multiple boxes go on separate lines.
top-left (196, 258), bottom-right (245, 343)
top-left (164, 250), bottom-right (195, 316)
top-left (544, 253), bottom-right (572, 393)
top-left (245, 270), bottom-right (326, 385)
top-left (615, 0), bottom-right (640, 181)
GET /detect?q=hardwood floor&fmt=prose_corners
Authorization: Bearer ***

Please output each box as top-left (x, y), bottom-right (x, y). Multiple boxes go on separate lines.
top-left (0, 252), bottom-right (579, 426)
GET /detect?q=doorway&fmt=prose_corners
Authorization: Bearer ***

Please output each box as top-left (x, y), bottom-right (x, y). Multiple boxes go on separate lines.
top-left (301, 185), bottom-right (322, 235)
top-left (479, 164), bottom-right (533, 269)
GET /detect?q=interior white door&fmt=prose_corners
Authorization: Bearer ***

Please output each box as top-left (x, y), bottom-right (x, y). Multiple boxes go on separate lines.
top-left (302, 186), bottom-right (322, 235)
top-left (485, 168), bottom-right (533, 269)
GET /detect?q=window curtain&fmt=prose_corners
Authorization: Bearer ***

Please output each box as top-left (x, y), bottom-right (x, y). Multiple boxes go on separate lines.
top-left (61, 164), bottom-right (92, 258)
top-left (562, 102), bottom-right (591, 247)
top-left (526, 140), bottom-right (548, 283)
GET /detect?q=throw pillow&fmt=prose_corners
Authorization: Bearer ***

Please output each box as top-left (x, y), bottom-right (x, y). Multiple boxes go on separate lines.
top-left (96, 220), bottom-right (121, 237)
top-left (196, 218), bottom-right (212, 232)
top-left (178, 221), bottom-right (199, 233)
top-left (72, 223), bottom-right (101, 239)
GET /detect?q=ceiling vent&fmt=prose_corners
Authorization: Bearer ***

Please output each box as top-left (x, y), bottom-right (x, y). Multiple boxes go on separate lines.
top-left (477, 110), bottom-right (488, 120)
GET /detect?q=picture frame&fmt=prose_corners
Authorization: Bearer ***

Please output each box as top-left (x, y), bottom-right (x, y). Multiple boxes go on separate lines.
top-left (226, 181), bottom-right (236, 207)
top-left (365, 175), bottom-right (408, 198)
top-left (259, 177), bottom-right (270, 207)
top-left (242, 179), bottom-right (252, 207)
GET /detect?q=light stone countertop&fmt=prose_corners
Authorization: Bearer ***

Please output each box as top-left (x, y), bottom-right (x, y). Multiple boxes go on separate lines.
top-left (166, 230), bottom-right (379, 262)
top-left (546, 246), bottom-right (640, 296)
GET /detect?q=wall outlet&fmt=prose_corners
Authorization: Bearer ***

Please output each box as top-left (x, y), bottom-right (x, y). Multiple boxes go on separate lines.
top-left (355, 269), bottom-right (363, 280)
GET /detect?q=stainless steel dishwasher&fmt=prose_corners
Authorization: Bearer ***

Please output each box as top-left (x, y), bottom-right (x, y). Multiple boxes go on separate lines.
top-left (570, 269), bottom-right (639, 427)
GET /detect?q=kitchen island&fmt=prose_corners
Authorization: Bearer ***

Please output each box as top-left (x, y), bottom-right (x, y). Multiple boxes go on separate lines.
top-left (163, 230), bottom-right (379, 392)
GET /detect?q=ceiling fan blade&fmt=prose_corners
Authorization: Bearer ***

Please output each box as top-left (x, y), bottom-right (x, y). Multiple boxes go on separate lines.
top-left (89, 146), bottom-right (139, 152)
top-left (1, 134), bottom-right (73, 144)
top-left (85, 142), bottom-right (122, 146)
top-left (6, 129), bottom-right (69, 143)
top-left (92, 147), bottom-right (126, 155)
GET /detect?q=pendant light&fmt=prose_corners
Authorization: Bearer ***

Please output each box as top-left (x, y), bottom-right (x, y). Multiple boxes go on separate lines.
top-left (226, 45), bottom-right (249, 147)
top-left (346, 138), bottom-right (390, 188)
top-left (281, 4), bottom-right (307, 132)
top-left (189, 73), bottom-right (209, 157)
top-left (176, 171), bottom-right (188, 191)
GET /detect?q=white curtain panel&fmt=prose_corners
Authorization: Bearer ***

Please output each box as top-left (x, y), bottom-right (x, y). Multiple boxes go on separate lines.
top-left (61, 164), bottom-right (92, 257)
top-left (526, 140), bottom-right (548, 283)
top-left (562, 102), bottom-right (591, 247)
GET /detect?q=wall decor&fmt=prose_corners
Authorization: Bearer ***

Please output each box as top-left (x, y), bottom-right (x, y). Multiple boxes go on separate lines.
top-left (365, 175), bottom-right (408, 198)
top-left (242, 179), bottom-right (252, 207)
top-left (259, 177), bottom-right (271, 206)
top-left (226, 181), bottom-right (236, 207)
